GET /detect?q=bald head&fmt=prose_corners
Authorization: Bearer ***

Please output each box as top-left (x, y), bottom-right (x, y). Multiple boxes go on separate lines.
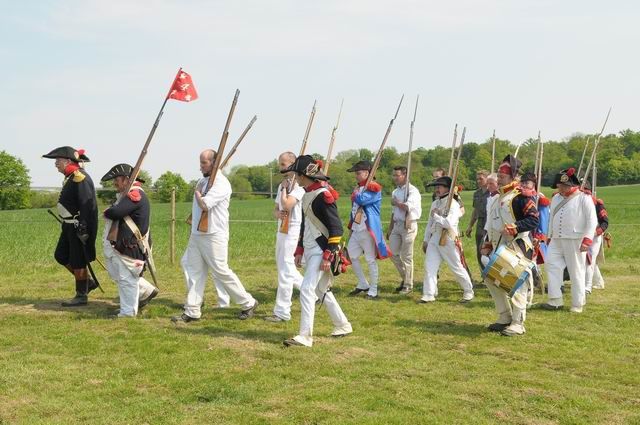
top-left (278, 151), bottom-right (296, 172)
top-left (199, 149), bottom-right (217, 177)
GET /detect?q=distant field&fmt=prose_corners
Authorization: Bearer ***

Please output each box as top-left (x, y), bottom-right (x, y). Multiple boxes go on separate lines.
top-left (0, 184), bottom-right (639, 424)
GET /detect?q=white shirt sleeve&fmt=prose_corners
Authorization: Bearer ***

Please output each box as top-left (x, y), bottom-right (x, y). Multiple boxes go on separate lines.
top-left (407, 185), bottom-right (422, 220)
top-left (202, 172), bottom-right (231, 210)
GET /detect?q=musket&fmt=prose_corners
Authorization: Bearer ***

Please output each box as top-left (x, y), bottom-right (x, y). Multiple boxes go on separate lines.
top-left (536, 134), bottom-right (544, 205)
top-left (197, 89), bottom-right (240, 232)
top-left (439, 127), bottom-right (466, 246)
top-left (47, 209), bottom-right (107, 274)
top-left (108, 68), bottom-right (184, 242)
top-left (221, 115), bottom-right (258, 169)
top-left (404, 95), bottom-right (419, 228)
top-left (353, 94), bottom-right (404, 224)
top-left (514, 139), bottom-right (525, 158)
top-left (576, 136), bottom-right (591, 179)
top-left (534, 131), bottom-right (541, 177)
top-left (490, 129), bottom-right (496, 174)
top-left (184, 114), bottom-right (257, 226)
top-left (581, 107), bottom-right (612, 190)
top-left (447, 124), bottom-right (458, 176)
top-left (323, 99), bottom-right (344, 175)
top-left (280, 100), bottom-right (317, 234)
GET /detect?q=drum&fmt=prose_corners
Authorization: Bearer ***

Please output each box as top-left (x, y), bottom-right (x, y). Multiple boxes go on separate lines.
top-left (482, 244), bottom-right (535, 296)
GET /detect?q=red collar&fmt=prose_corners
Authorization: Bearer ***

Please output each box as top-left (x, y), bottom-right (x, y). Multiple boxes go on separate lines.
top-left (305, 181), bottom-right (326, 192)
top-left (499, 181), bottom-right (518, 194)
top-left (357, 180), bottom-right (368, 187)
top-left (562, 187), bottom-right (579, 197)
top-left (63, 163), bottom-right (80, 176)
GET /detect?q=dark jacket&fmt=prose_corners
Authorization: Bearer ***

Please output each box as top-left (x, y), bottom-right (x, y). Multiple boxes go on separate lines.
top-left (104, 188), bottom-right (151, 260)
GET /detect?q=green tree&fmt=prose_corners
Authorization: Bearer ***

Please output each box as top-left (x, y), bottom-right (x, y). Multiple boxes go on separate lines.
top-left (153, 171), bottom-right (189, 203)
top-left (229, 174), bottom-right (253, 200)
top-left (0, 151), bottom-right (31, 210)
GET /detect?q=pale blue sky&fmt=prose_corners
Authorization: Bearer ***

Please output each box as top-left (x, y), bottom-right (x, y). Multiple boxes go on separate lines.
top-left (2, 0), bottom-right (638, 185)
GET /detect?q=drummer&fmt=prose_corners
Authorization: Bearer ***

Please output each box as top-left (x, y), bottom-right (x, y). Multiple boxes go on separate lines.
top-left (481, 155), bottom-right (539, 337)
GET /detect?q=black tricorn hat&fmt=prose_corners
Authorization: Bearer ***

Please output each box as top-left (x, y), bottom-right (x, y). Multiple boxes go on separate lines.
top-left (42, 146), bottom-right (90, 162)
top-left (427, 176), bottom-right (452, 188)
top-left (551, 167), bottom-right (580, 189)
top-left (347, 160), bottom-right (373, 173)
top-left (101, 163), bottom-right (145, 183)
top-left (281, 155), bottom-right (329, 181)
top-left (498, 154), bottom-right (522, 178)
top-left (521, 172), bottom-right (537, 186)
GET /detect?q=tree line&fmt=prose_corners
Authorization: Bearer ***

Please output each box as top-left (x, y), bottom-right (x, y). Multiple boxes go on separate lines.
top-left (1, 129), bottom-right (639, 209)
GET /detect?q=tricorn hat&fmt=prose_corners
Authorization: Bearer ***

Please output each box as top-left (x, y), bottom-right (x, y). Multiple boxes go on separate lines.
top-left (101, 163), bottom-right (145, 183)
top-left (281, 155), bottom-right (329, 181)
top-left (551, 167), bottom-right (580, 189)
top-left (498, 154), bottom-right (522, 178)
top-left (347, 160), bottom-right (373, 173)
top-left (42, 146), bottom-right (90, 163)
top-left (427, 176), bottom-right (452, 188)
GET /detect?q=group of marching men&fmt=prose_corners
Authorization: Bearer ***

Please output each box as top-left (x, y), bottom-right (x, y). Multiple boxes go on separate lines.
top-left (43, 144), bottom-right (609, 346)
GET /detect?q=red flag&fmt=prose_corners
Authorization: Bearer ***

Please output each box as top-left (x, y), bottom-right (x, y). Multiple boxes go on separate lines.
top-left (167, 69), bottom-right (198, 102)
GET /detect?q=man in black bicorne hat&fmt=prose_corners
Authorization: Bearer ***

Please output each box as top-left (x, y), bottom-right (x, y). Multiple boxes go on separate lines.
top-left (42, 146), bottom-right (98, 306)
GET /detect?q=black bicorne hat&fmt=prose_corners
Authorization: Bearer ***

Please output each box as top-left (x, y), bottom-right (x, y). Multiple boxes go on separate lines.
top-left (427, 176), bottom-right (452, 188)
top-left (521, 172), bottom-right (538, 186)
top-left (498, 154), bottom-right (522, 178)
top-left (42, 146), bottom-right (90, 162)
top-left (551, 167), bottom-right (580, 189)
top-left (281, 155), bottom-right (329, 181)
top-left (346, 160), bottom-right (373, 173)
top-left (101, 163), bottom-right (145, 183)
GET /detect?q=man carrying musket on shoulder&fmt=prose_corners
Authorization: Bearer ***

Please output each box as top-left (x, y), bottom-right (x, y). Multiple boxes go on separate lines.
top-left (387, 166), bottom-right (422, 295)
top-left (540, 168), bottom-right (597, 313)
top-left (43, 146), bottom-right (99, 306)
top-left (101, 164), bottom-right (159, 317)
top-left (265, 152), bottom-right (305, 323)
top-left (421, 176), bottom-right (474, 304)
top-left (172, 149), bottom-right (259, 323)
top-left (347, 160), bottom-right (391, 299)
top-left (282, 155), bottom-right (352, 347)
top-left (481, 155), bottom-right (539, 336)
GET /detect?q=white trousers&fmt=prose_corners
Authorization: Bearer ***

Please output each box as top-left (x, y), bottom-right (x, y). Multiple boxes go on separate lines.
top-left (423, 237), bottom-right (474, 300)
top-left (585, 234), bottom-right (604, 291)
top-left (274, 229), bottom-right (303, 320)
top-left (389, 221), bottom-right (418, 288)
top-left (181, 232), bottom-right (256, 318)
top-left (483, 242), bottom-right (531, 331)
top-left (104, 246), bottom-right (156, 317)
top-left (546, 238), bottom-right (587, 308)
top-left (348, 229), bottom-right (379, 296)
top-left (293, 245), bottom-right (350, 347)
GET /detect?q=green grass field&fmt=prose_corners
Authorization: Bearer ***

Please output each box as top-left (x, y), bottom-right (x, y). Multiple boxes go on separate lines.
top-left (1, 185), bottom-right (639, 424)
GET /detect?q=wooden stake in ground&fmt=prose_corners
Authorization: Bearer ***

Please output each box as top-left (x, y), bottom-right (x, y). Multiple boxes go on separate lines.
top-left (170, 187), bottom-right (176, 265)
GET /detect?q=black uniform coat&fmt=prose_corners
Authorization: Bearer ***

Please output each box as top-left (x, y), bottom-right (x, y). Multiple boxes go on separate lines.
top-left (103, 187), bottom-right (151, 261)
top-left (54, 168), bottom-right (98, 268)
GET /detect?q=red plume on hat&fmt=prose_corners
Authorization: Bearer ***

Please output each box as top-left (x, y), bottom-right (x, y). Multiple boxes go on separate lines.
top-left (315, 159), bottom-right (324, 169)
top-left (567, 167), bottom-right (575, 177)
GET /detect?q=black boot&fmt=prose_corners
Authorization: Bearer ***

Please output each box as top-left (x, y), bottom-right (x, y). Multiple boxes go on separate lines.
top-left (61, 280), bottom-right (88, 307)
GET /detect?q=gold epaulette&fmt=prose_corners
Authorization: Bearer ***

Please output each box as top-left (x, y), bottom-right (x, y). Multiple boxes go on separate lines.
top-left (72, 170), bottom-right (86, 183)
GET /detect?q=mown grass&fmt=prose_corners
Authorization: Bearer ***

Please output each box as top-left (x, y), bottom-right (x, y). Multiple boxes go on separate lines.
top-left (0, 185), bottom-right (639, 424)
